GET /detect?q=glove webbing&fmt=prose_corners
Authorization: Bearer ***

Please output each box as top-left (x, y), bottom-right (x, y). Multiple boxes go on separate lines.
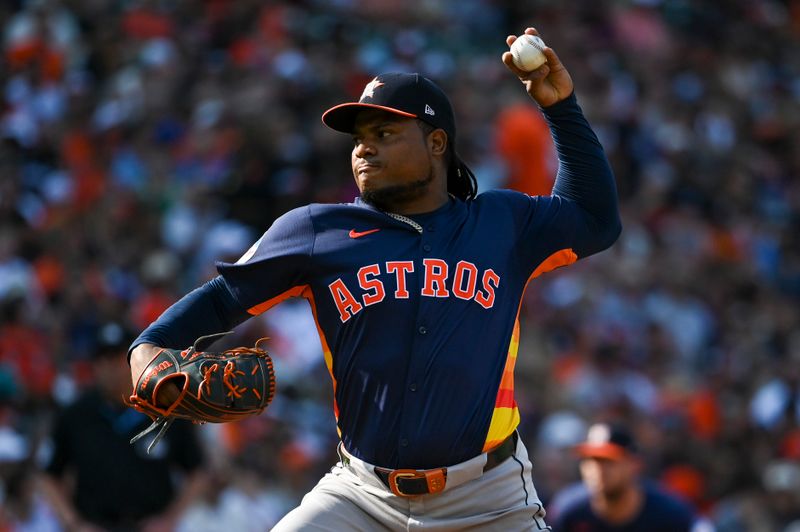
top-left (130, 417), bottom-right (175, 454)
top-left (128, 333), bottom-right (274, 453)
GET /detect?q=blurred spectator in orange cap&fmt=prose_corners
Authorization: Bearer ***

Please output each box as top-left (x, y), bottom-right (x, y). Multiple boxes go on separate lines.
top-left (548, 422), bottom-right (708, 531)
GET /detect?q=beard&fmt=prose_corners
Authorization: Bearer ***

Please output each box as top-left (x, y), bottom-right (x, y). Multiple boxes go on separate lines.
top-left (360, 170), bottom-right (435, 212)
top-left (600, 484), bottom-right (628, 502)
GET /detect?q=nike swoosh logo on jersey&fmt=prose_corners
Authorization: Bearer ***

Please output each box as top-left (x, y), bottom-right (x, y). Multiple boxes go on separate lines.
top-left (349, 228), bottom-right (380, 239)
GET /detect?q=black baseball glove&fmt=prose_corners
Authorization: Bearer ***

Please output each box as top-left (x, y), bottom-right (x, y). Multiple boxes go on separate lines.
top-left (128, 332), bottom-right (276, 453)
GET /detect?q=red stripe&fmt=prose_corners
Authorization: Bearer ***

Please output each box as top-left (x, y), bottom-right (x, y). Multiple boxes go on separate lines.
top-left (495, 388), bottom-right (516, 408)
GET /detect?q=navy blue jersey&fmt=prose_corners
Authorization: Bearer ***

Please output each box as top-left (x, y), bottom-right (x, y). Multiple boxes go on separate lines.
top-left (550, 482), bottom-right (698, 532)
top-left (132, 93), bottom-right (621, 469)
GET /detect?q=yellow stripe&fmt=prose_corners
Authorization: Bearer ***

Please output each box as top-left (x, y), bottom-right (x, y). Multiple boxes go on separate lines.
top-left (483, 407), bottom-right (520, 451)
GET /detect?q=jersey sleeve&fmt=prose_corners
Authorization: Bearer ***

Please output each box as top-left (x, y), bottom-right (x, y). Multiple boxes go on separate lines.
top-left (543, 92), bottom-right (621, 248)
top-left (215, 205), bottom-right (315, 315)
top-left (499, 92), bottom-right (621, 277)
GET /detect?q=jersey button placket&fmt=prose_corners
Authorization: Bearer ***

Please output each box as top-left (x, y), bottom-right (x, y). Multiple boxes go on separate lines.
top-left (398, 229), bottom-right (431, 464)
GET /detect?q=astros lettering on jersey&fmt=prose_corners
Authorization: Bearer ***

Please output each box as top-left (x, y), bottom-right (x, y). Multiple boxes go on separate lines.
top-left (217, 189), bottom-right (593, 470)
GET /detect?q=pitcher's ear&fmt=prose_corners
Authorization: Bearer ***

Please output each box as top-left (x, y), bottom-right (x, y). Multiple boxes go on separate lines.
top-left (428, 128), bottom-right (448, 156)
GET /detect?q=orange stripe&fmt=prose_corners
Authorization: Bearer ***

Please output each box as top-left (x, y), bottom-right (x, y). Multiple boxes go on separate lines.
top-left (482, 248), bottom-right (578, 451)
top-left (247, 285), bottom-right (308, 315)
top-left (302, 287), bottom-right (341, 432)
top-left (498, 369), bottom-right (515, 391)
top-left (508, 312), bottom-right (520, 349)
top-left (529, 248), bottom-right (577, 281)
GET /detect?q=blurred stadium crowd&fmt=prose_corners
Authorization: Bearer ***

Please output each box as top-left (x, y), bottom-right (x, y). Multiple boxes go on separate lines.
top-left (1, 0), bottom-right (799, 530)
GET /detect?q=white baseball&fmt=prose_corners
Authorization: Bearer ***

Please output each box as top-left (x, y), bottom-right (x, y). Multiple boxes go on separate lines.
top-left (510, 34), bottom-right (547, 71)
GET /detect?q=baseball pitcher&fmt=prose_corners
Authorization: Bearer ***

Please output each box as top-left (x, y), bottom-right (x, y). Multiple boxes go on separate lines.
top-left (128, 27), bottom-right (621, 530)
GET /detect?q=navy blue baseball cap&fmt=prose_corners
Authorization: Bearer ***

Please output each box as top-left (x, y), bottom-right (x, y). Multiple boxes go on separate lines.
top-left (575, 423), bottom-right (638, 461)
top-left (322, 73), bottom-right (457, 140)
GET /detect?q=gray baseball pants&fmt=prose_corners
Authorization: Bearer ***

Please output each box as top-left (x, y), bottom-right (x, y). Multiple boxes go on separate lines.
top-left (272, 434), bottom-right (550, 531)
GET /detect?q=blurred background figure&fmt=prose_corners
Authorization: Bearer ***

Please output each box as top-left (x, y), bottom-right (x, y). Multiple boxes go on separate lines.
top-left (548, 422), bottom-right (707, 531)
top-left (713, 459), bottom-right (800, 532)
top-left (39, 322), bottom-right (205, 532)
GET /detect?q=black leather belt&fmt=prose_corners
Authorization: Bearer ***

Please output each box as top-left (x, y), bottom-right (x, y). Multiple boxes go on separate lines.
top-left (371, 432), bottom-right (518, 497)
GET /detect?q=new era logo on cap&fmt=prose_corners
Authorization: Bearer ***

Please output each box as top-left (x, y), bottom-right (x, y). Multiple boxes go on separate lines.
top-left (321, 72), bottom-right (457, 141)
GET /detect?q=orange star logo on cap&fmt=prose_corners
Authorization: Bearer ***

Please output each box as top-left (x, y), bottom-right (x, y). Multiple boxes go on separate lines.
top-left (360, 78), bottom-right (385, 100)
